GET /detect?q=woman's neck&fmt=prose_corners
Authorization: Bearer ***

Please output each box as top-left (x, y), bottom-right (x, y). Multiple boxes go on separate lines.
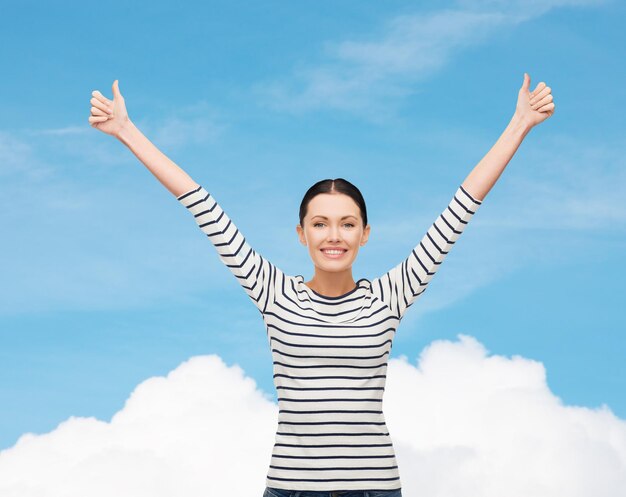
top-left (304, 270), bottom-right (357, 298)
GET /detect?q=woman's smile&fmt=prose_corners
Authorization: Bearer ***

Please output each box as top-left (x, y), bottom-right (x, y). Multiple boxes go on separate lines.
top-left (320, 248), bottom-right (348, 259)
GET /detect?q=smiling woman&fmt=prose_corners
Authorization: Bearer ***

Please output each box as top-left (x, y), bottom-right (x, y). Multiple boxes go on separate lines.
top-left (175, 178), bottom-right (481, 493)
top-left (295, 177), bottom-right (371, 298)
top-left (88, 72), bottom-right (554, 495)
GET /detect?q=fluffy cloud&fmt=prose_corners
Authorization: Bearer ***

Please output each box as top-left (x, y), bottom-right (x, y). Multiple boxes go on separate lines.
top-left (0, 356), bottom-right (278, 497)
top-left (1, 335), bottom-right (625, 497)
top-left (386, 335), bottom-right (626, 496)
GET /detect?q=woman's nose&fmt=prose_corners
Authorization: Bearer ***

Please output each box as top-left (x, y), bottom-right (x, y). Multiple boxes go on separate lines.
top-left (327, 228), bottom-right (341, 241)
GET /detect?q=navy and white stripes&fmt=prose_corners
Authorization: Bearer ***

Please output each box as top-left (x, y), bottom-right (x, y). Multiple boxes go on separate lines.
top-left (177, 184), bottom-right (482, 492)
top-left (177, 185), bottom-right (276, 314)
top-left (372, 184), bottom-right (482, 320)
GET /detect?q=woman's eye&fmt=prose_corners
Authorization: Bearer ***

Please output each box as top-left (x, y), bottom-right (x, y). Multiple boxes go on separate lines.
top-left (312, 222), bottom-right (355, 228)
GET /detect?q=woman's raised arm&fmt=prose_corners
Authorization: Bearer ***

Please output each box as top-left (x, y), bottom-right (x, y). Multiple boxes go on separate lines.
top-left (461, 73), bottom-right (555, 201)
top-left (88, 80), bottom-right (281, 314)
top-left (371, 73), bottom-right (555, 321)
top-left (88, 79), bottom-right (198, 198)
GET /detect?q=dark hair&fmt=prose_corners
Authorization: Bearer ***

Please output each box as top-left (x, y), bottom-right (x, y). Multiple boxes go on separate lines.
top-left (299, 178), bottom-right (368, 228)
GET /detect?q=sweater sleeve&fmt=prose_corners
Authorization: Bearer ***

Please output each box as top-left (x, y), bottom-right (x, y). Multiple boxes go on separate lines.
top-left (371, 184), bottom-right (482, 321)
top-left (176, 184), bottom-right (278, 314)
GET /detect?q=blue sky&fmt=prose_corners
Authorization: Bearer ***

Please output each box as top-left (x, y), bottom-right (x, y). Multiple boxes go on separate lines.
top-left (1, 0), bottom-right (625, 465)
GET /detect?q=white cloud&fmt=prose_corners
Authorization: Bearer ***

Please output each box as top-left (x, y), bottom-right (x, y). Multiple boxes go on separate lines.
top-left (255, 1), bottom-right (606, 119)
top-left (27, 102), bottom-right (225, 149)
top-left (1, 335), bottom-right (624, 496)
top-left (0, 355), bottom-right (278, 497)
top-left (136, 100), bottom-right (227, 149)
top-left (255, 9), bottom-right (507, 121)
top-left (455, 0), bottom-right (607, 18)
top-left (0, 131), bottom-right (54, 180)
top-left (387, 334), bottom-right (626, 496)
top-left (32, 125), bottom-right (91, 136)
top-left (0, 107), bottom-right (228, 315)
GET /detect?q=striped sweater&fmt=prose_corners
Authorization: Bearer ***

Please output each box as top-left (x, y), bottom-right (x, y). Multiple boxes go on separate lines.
top-left (177, 183), bottom-right (482, 492)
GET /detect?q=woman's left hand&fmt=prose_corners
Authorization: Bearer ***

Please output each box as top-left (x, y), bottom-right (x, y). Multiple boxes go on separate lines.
top-left (515, 73), bottom-right (556, 129)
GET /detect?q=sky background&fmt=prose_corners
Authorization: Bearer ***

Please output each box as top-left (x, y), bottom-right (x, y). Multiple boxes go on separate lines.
top-left (1, 1), bottom-right (625, 495)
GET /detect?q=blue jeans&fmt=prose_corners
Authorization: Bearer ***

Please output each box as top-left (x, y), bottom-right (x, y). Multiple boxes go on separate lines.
top-left (263, 487), bottom-right (402, 497)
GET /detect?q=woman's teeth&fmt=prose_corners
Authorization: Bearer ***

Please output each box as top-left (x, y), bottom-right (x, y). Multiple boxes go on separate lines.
top-left (321, 249), bottom-right (347, 258)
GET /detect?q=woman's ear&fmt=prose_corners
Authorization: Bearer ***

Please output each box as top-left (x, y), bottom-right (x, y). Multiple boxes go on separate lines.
top-left (296, 224), bottom-right (307, 246)
top-left (361, 224), bottom-right (371, 246)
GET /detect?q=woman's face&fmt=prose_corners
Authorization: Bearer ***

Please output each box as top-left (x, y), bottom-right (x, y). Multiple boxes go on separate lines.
top-left (296, 192), bottom-right (371, 274)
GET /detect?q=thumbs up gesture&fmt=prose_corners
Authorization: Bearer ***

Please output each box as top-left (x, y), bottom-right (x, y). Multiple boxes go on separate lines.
top-left (88, 80), bottom-right (130, 138)
top-left (516, 73), bottom-right (556, 129)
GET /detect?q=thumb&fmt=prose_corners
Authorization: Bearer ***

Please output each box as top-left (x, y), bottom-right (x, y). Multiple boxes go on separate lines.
top-left (521, 72), bottom-right (530, 93)
top-left (112, 79), bottom-right (122, 98)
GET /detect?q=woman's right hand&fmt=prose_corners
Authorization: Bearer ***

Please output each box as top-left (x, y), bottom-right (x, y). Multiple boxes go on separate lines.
top-left (88, 80), bottom-right (130, 138)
